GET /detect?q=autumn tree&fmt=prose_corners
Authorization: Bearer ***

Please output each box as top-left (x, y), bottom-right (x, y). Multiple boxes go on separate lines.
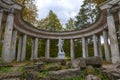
top-left (38, 10), bottom-right (62, 31)
top-left (91, 0), bottom-right (107, 5)
top-left (14, 0), bottom-right (38, 25)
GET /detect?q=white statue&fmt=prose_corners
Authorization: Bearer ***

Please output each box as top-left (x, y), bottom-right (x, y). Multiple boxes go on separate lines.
top-left (57, 37), bottom-right (65, 59)
top-left (57, 37), bottom-right (64, 53)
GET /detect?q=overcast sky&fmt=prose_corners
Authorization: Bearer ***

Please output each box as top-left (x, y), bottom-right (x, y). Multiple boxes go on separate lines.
top-left (35, 0), bottom-right (84, 25)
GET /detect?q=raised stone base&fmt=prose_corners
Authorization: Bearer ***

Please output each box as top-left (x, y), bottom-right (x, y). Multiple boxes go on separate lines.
top-left (58, 52), bottom-right (65, 59)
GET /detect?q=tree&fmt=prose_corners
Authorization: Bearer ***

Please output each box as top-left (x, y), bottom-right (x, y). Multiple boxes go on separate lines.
top-left (38, 10), bottom-right (62, 31)
top-left (65, 18), bottom-right (76, 31)
top-left (14, 0), bottom-right (38, 25)
top-left (91, 0), bottom-right (107, 5)
top-left (75, 0), bottom-right (99, 29)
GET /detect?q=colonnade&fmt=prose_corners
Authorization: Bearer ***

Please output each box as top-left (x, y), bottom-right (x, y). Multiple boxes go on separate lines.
top-left (0, 0), bottom-right (120, 64)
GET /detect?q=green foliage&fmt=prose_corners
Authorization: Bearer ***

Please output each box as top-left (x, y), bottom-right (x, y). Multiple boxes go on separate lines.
top-left (50, 40), bottom-right (58, 57)
top-left (0, 67), bottom-right (11, 73)
top-left (40, 70), bottom-right (48, 77)
top-left (38, 39), bottom-right (46, 57)
top-left (75, 0), bottom-right (99, 29)
top-left (25, 38), bottom-right (32, 60)
top-left (17, 66), bottom-right (24, 72)
top-left (74, 40), bottom-right (82, 58)
top-left (65, 18), bottom-right (76, 31)
top-left (38, 10), bottom-right (62, 31)
top-left (63, 40), bottom-right (70, 58)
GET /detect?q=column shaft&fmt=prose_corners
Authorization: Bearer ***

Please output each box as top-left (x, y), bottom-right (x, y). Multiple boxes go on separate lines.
top-left (11, 30), bottom-right (17, 61)
top-left (107, 11), bottom-right (120, 64)
top-left (70, 39), bottom-right (74, 60)
top-left (0, 10), bottom-right (3, 39)
top-left (98, 35), bottom-right (103, 60)
top-left (21, 34), bottom-right (27, 61)
top-left (103, 31), bottom-right (110, 61)
top-left (82, 37), bottom-right (87, 58)
top-left (118, 11), bottom-right (120, 26)
top-left (31, 38), bottom-right (38, 60)
top-left (45, 39), bottom-right (50, 58)
top-left (34, 38), bottom-right (38, 59)
top-left (93, 35), bottom-right (99, 57)
top-left (2, 12), bottom-right (14, 63)
top-left (31, 38), bottom-right (34, 60)
top-left (17, 36), bottom-right (22, 62)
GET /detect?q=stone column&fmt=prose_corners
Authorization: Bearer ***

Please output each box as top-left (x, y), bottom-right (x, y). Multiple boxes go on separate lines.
top-left (17, 36), bottom-right (22, 62)
top-left (103, 30), bottom-right (110, 61)
top-left (2, 10), bottom-right (14, 63)
top-left (45, 39), bottom-right (50, 58)
top-left (11, 30), bottom-right (17, 61)
top-left (118, 10), bottom-right (120, 27)
top-left (93, 35), bottom-right (99, 57)
top-left (0, 10), bottom-right (3, 39)
top-left (107, 9), bottom-right (120, 64)
top-left (98, 35), bottom-right (103, 60)
top-left (31, 37), bottom-right (38, 60)
top-left (82, 37), bottom-right (88, 58)
top-left (34, 38), bottom-right (38, 59)
top-left (31, 38), bottom-right (35, 60)
top-left (70, 39), bottom-right (74, 60)
top-left (21, 34), bottom-right (27, 61)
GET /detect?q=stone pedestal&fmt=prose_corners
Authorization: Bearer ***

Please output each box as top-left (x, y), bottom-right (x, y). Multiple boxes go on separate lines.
top-left (58, 52), bottom-right (65, 59)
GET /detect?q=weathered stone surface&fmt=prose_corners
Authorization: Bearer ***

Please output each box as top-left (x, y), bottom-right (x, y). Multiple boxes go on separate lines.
top-left (0, 63), bottom-right (13, 67)
top-left (39, 57), bottom-right (67, 65)
top-left (34, 62), bottom-right (44, 71)
top-left (0, 73), bottom-right (23, 80)
top-left (85, 74), bottom-right (101, 80)
top-left (86, 57), bottom-right (102, 67)
top-left (116, 64), bottom-right (120, 69)
top-left (72, 58), bottom-right (86, 68)
top-left (24, 66), bottom-right (34, 71)
top-left (86, 66), bottom-right (94, 74)
top-left (102, 64), bottom-right (120, 80)
top-left (66, 61), bottom-right (72, 68)
top-left (47, 68), bottom-right (80, 79)
top-left (46, 63), bottom-right (62, 71)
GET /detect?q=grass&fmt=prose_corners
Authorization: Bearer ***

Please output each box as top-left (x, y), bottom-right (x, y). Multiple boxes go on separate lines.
top-left (0, 67), bottom-right (11, 73)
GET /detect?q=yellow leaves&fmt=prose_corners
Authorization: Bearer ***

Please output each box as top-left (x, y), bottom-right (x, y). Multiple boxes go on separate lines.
top-left (91, 0), bottom-right (107, 5)
top-left (14, 0), bottom-right (38, 25)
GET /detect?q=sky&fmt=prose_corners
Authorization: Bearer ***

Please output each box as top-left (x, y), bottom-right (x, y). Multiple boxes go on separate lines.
top-left (35, 0), bottom-right (84, 25)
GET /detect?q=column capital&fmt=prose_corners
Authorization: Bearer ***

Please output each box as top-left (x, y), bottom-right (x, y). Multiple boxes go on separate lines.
top-left (106, 8), bottom-right (112, 16)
